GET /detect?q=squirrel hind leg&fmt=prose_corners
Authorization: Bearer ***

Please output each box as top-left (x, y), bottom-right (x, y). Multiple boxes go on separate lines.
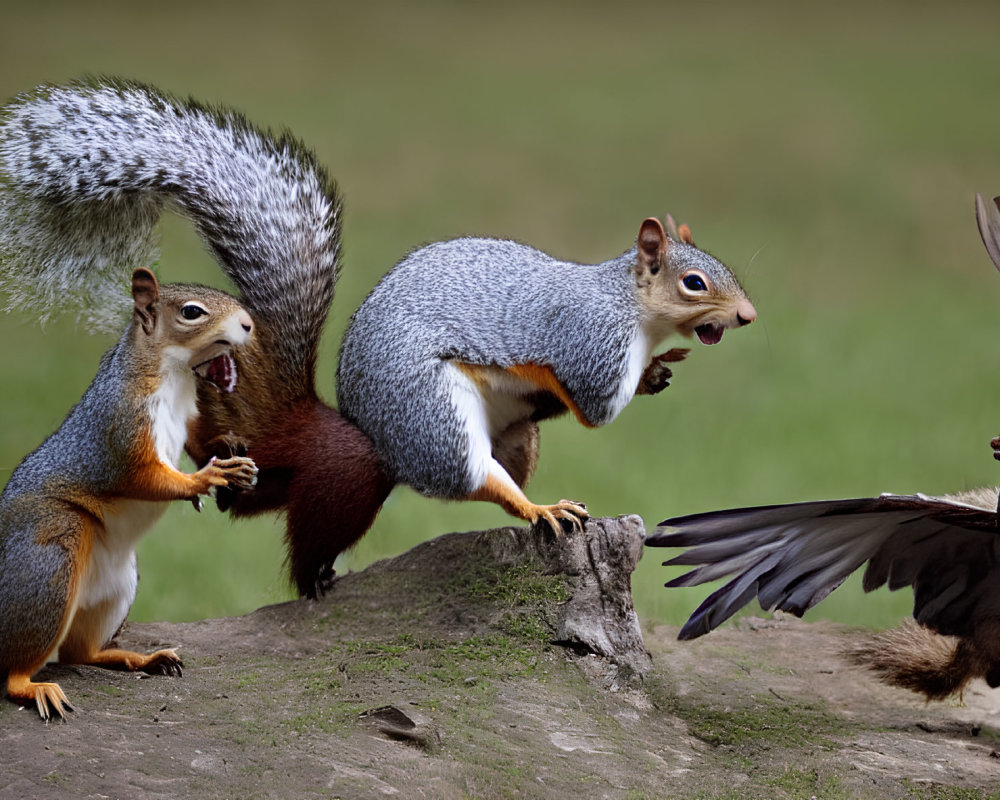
top-left (6, 672), bottom-right (73, 720)
top-left (492, 420), bottom-right (540, 490)
top-left (58, 602), bottom-right (183, 677)
top-left (466, 465), bottom-right (588, 537)
top-left (0, 501), bottom-right (93, 719)
top-left (285, 456), bottom-right (395, 598)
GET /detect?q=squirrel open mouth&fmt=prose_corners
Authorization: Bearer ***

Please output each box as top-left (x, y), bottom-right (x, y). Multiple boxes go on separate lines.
top-left (194, 353), bottom-right (239, 393)
top-left (695, 323), bottom-right (724, 345)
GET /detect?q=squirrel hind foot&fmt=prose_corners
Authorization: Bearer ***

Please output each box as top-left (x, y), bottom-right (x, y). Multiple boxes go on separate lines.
top-left (532, 499), bottom-right (589, 538)
top-left (139, 649), bottom-right (184, 677)
top-left (6, 674), bottom-right (74, 721)
top-left (306, 563), bottom-right (337, 600)
top-left (467, 473), bottom-right (588, 536)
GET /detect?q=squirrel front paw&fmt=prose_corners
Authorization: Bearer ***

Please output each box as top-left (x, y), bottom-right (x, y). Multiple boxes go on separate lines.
top-left (637, 348), bottom-right (690, 395)
top-left (212, 456), bottom-right (259, 491)
top-left (195, 455), bottom-right (259, 494)
top-left (202, 435), bottom-right (253, 511)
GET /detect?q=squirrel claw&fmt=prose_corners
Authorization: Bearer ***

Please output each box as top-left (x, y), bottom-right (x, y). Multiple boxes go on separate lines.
top-left (533, 499), bottom-right (588, 537)
top-left (34, 683), bottom-right (73, 721)
top-left (308, 563), bottom-right (338, 599)
top-left (141, 648), bottom-right (183, 677)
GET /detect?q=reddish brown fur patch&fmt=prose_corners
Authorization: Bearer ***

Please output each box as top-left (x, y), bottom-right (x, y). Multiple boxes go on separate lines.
top-left (844, 619), bottom-right (988, 701)
top-left (492, 419), bottom-right (540, 489)
top-left (58, 596), bottom-right (127, 664)
top-left (122, 427), bottom-right (211, 501)
top-left (228, 399), bottom-right (395, 597)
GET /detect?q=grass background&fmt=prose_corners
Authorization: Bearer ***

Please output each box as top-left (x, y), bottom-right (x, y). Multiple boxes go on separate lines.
top-left (2, 1), bottom-right (1000, 631)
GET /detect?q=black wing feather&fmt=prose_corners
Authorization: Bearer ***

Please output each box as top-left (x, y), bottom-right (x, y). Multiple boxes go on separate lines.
top-left (650, 493), bottom-right (1000, 640)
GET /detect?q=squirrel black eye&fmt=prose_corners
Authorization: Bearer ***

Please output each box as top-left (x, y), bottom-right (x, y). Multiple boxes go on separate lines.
top-left (682, 274), bottom-right (707, 292)
top-left (181, 303), bottom-right (208, 320)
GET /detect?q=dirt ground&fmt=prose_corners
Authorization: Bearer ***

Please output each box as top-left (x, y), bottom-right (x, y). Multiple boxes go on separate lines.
top-left (2, 519), bottom-right (998, 800)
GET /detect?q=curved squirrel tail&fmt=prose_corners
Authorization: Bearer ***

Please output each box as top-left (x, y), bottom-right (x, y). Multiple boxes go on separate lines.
top-left (0, 77), bottom-right (340, 388)
top-left (844, 618), bottom-right (989, 701)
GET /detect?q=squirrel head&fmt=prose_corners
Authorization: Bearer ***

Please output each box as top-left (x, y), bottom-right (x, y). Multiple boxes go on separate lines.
top-left (130, 268), bottom-right (254, 393)
top-left (633, 217), bottom-right (756, 345)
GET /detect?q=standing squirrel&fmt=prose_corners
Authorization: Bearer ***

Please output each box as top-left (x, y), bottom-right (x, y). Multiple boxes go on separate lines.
top-left (337, 217), bottom-right (756, 530)
top-left (0, 268), bottom-right (258, 719)
top-left (0, 78), bottom-right (755, 599)
top-left (0, 78), bottom-right (394, 599)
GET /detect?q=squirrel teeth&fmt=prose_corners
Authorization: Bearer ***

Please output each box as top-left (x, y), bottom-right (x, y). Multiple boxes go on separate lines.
top-left (194, 354), bottom-right (238, 393)
top-left (695, 323), bottom-right (724, 345)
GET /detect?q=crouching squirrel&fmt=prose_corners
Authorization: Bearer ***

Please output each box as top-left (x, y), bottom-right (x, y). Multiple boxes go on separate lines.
top-left (338, 217), bottom-right (757, 531)
top-left (0, 269), bottom-right (258, 719)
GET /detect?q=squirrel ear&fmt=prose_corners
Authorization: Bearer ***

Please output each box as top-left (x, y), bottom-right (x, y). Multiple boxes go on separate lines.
top-left (131, 268), bottom-right (160, 335)
top-left (664, 214), bottom-right (695, 245)
top-left (636, 217), bottom-right (667, 282)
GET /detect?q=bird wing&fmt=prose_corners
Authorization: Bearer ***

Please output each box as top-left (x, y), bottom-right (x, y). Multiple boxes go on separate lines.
top-left (647, 491), bottom-right (1000, 641)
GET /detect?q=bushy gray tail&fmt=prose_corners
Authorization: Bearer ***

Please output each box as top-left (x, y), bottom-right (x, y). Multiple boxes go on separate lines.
top-left (0, 77), bottom-right (341, 386)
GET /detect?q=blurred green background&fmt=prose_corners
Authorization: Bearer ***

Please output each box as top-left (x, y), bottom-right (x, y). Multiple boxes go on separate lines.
top-left (2, 1), bottom-right (1000, 632)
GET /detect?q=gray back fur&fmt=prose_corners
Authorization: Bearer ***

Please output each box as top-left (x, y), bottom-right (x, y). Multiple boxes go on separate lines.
top-left (0, 494), bottom-right (76, 669)
top-left (0, 77), bottom-right (341, 385)
top-left (2, 326), bottom-right (143, 503)
top-left (337, 237), bottom-right (644, 494)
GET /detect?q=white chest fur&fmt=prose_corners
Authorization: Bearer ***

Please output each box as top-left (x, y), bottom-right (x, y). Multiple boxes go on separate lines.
top-left (606, 328), bottom-right (654, 423)
top-left (148, 353), bottom-right (199, 465)
top-left (71, 359), bottom-right (199, 645)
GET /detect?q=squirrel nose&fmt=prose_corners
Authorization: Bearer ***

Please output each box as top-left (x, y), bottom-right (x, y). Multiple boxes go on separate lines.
top-left (736, 301), bottom-right (757, 326)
